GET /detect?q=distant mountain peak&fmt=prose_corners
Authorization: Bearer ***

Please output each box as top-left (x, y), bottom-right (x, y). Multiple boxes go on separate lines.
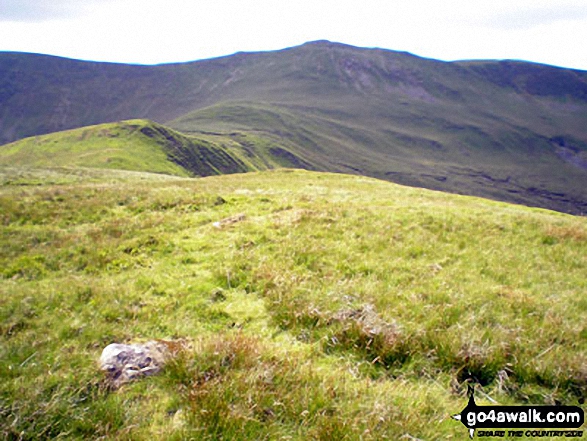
top-left (1, 42), bottom-right (587, 214)
top-left (302, 39), bottom-right (335, 45)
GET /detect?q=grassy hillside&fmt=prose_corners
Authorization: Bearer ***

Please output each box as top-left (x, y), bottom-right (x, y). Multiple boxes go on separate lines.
top-left (171, 99), bottom-right (587, 215)
top-left (1, 167), bottom-right (585, 439)
top-left (2, 42), bottom-right (587, 214)
top-left (0, 120), bottom-right (189, 176)
top-left (0, 119), bottom-right (315, 178)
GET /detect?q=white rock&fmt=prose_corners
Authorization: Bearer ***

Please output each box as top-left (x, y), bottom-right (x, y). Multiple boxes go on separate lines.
top-left (99, 340), bottom-right (171, 388)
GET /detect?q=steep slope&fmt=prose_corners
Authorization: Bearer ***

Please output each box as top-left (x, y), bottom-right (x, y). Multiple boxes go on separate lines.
top-left (1, 41), bottom-right (587, 213)
top-left (169, 43), bottom-right (587, 214)
top-left (0, 120), bottom-right (190, 176)
top-left (0, 53), bottom-right (215, 144)
top-left (0, 119), bottom-right (315, 177)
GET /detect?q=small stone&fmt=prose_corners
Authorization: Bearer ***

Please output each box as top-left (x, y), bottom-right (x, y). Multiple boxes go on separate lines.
top-left (213, 213), bottom-right (246, 229)
top-left (172, 408), bottom-right (187, 429)
top-left (99, 340), bottom-right (173, 388)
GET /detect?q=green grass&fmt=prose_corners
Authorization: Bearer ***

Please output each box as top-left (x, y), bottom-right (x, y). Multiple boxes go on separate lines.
top-left (0, 119), bottom-right (318, 180)
top-left (0, 119), bottom-right (257, 178)
top-left (3, 42), bottom-right (587, 214)
top-left (170, 98), bottom-right (587, 216)
top-left (0, 120), bottom-right (196, 176)
top-left (1, 167), bottom-right (585, 439)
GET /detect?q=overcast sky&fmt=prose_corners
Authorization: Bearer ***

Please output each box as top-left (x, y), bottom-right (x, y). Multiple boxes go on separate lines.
top-left (1, 0), bottom-right (586, 70)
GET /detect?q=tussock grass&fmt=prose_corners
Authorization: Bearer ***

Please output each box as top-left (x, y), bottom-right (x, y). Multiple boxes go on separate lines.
top-left (1, 168), bottom-right (585, 439)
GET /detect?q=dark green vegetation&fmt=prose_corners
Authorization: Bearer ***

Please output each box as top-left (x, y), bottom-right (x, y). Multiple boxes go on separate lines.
top-left (2, 41), bottom-right (587, 214)
top-left (1, 168), bottom-right (586, 439)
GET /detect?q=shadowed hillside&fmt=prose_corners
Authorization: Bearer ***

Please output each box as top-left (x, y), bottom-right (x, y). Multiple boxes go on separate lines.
top-left (1, 41), bottom-right (587, 213)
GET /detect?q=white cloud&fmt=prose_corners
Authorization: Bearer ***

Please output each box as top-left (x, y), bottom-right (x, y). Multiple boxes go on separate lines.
top-left (479, 3), bottom-right (587, 30)
top-left (0, 0), bottom-right (116, 22)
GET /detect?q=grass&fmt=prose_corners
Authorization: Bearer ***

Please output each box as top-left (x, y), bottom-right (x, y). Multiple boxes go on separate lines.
top-left (1, 167), bottom-right (586, 439)
top-left (0, 120), bottom-right (259, 178)
top-left (0, 119), bottom-right (318, 181)
top-left (3, 42), bottom-right (587, 214)
top-left (0, 120), bottom-right (191, 176)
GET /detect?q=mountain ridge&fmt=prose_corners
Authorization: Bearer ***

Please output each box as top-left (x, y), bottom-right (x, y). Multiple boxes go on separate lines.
top-left (0, 119), bottom-right (318, 177)
top-left (6, 38), bottom-right (587, 70)
top-left (4, 40), bottom-right (586, 145)
top-left (1, 40), bottom-right (587, 214)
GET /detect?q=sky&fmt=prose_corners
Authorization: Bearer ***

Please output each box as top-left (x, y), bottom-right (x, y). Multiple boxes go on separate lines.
top-left (1, 0), bottom-right (586, 70)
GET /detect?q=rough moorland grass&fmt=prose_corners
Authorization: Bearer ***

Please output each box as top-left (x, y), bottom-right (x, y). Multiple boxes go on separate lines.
top-left (1, 167), bottom-right (585, 439)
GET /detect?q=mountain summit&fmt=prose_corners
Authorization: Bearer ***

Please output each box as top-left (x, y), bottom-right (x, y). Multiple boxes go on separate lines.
top-left (1, 41), bottom-right (586, 213)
